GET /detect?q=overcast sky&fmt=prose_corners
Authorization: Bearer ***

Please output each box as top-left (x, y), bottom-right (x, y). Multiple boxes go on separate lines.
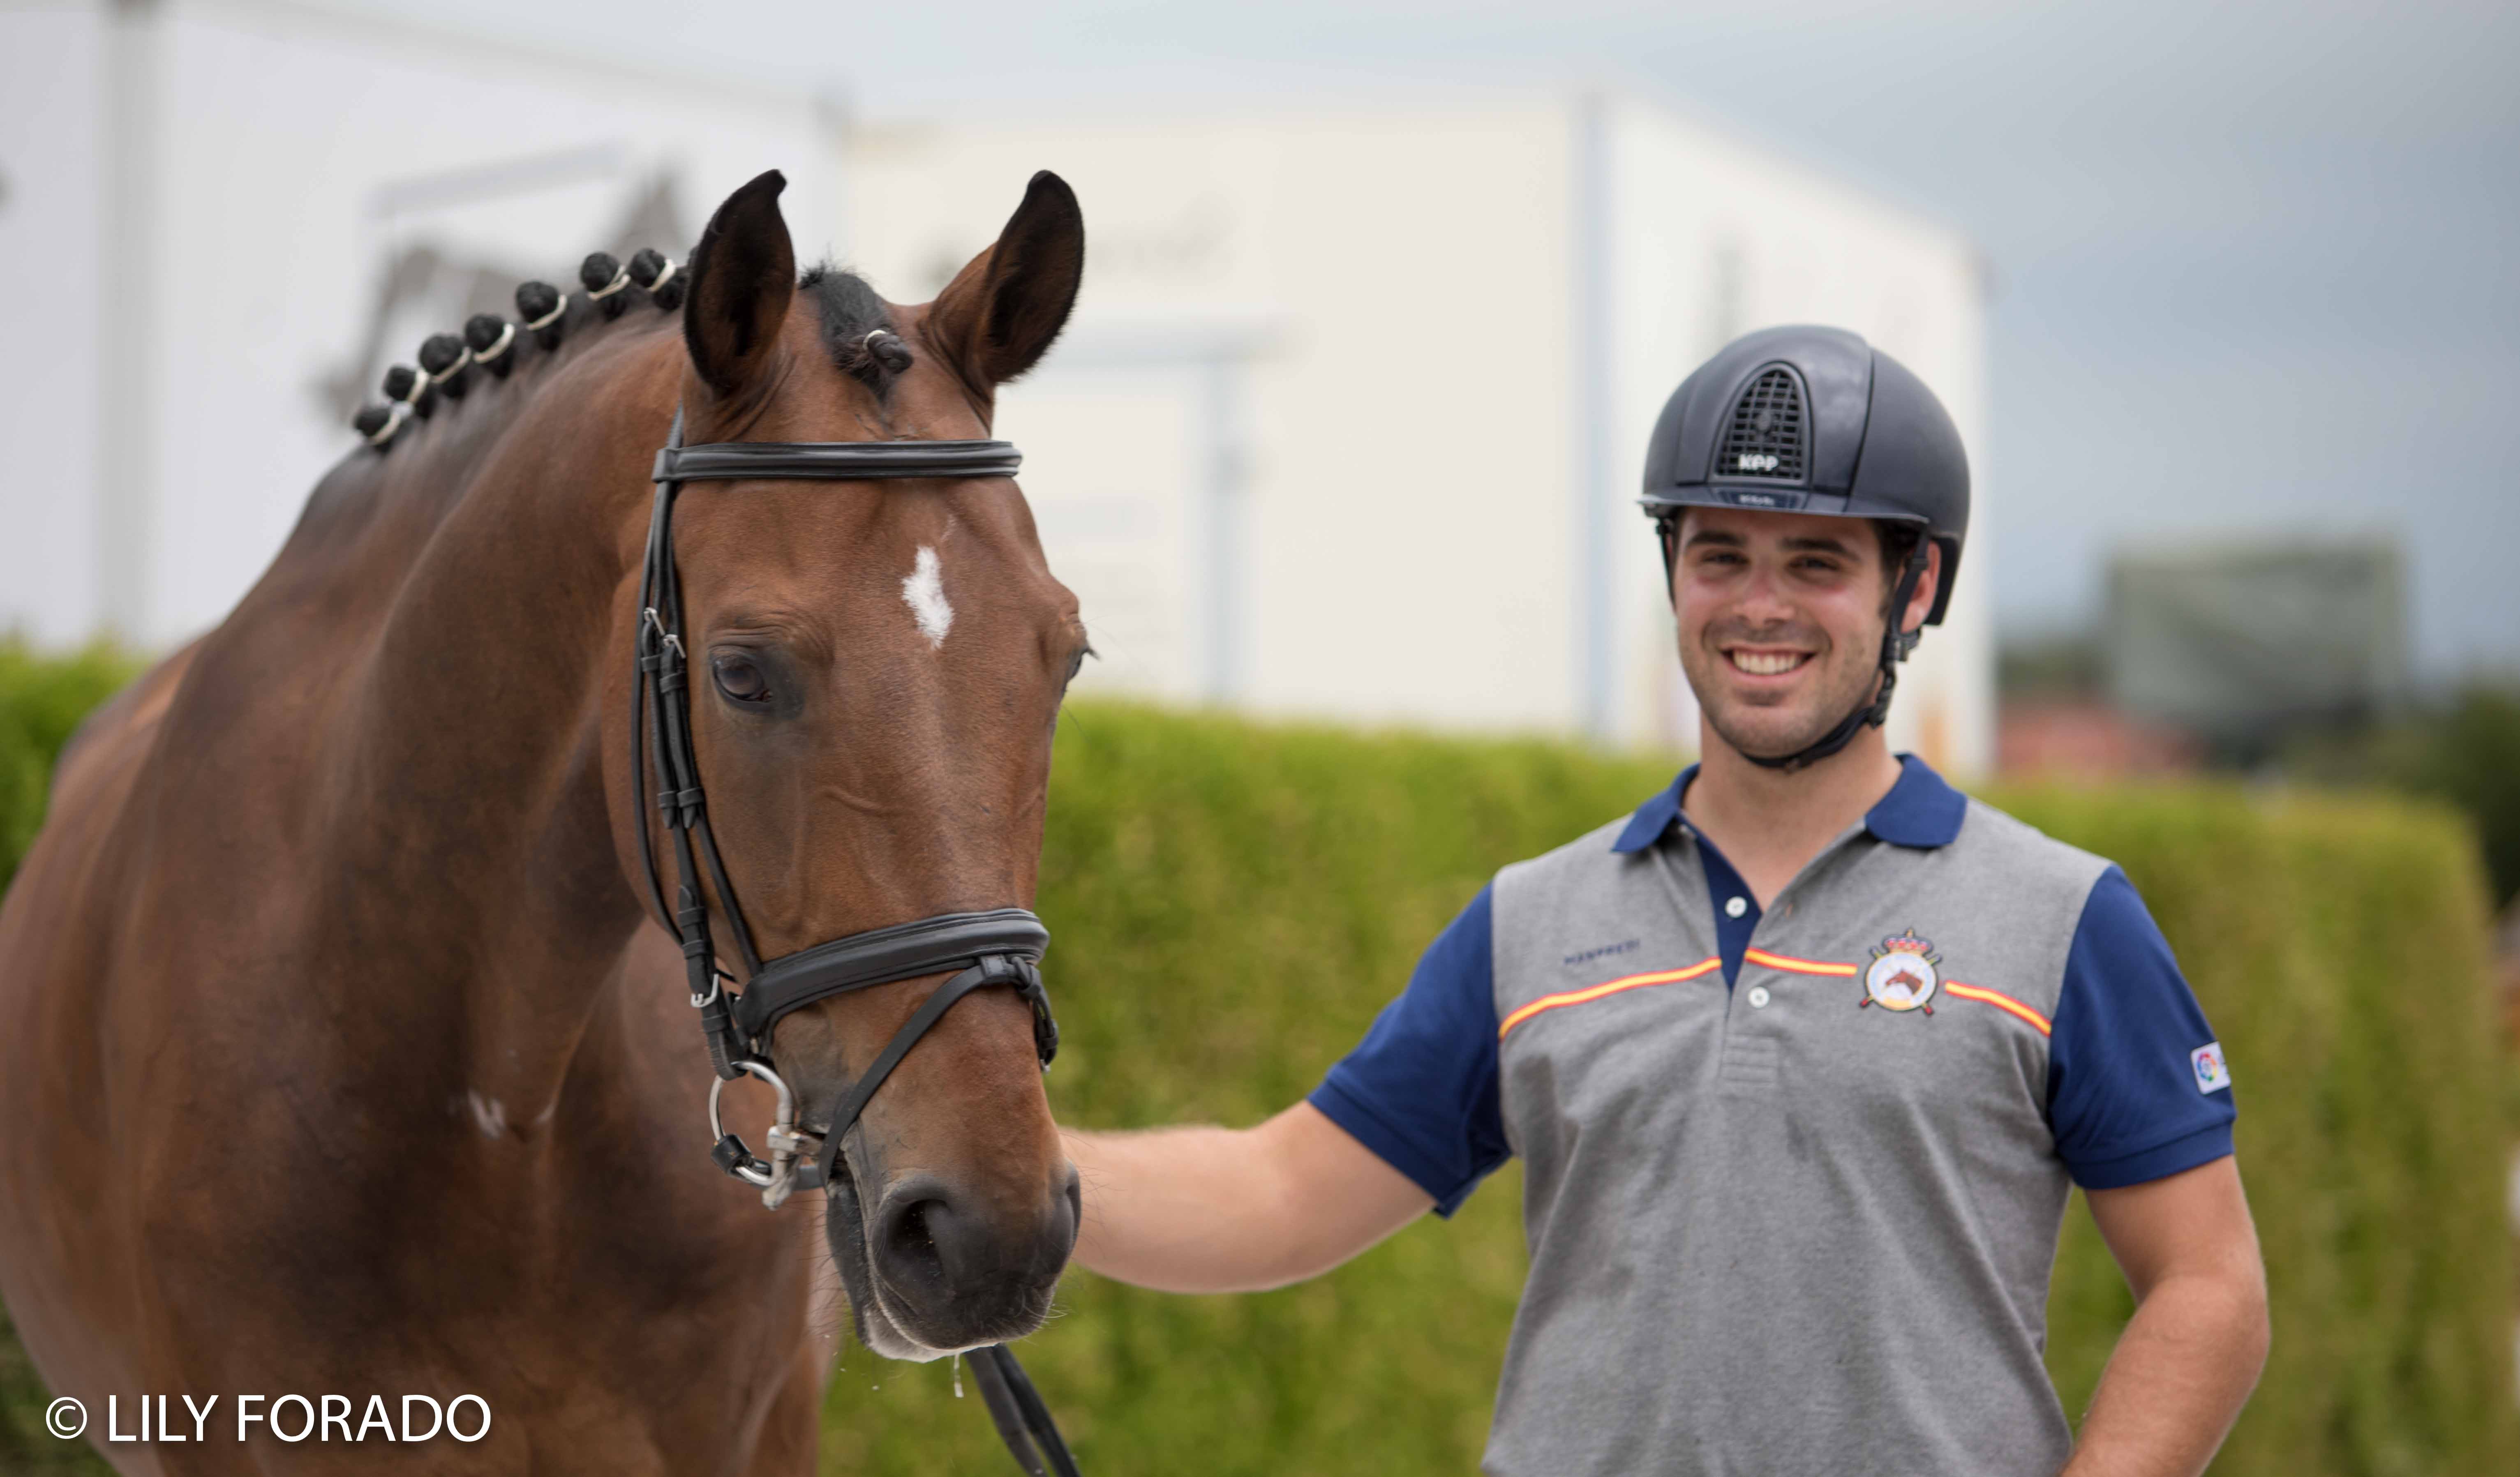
top-left (338, 0), bottom-right (2520, 676)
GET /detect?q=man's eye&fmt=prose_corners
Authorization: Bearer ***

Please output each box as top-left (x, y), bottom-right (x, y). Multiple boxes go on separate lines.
top-left (712, 655), bottom-right (771, 704)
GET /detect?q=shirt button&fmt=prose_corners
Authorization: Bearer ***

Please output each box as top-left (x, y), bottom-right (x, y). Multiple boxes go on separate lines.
top-left (1725, 896), bottom-right (1749, 919)
top-left (1747, 985), bottom-right (1772, 1009)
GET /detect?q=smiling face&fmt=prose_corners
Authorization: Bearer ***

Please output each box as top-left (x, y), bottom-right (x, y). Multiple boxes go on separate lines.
top-left (1668, 505), bottom-right (1939, 764)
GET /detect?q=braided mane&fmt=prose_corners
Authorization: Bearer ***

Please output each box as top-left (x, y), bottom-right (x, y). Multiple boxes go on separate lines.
top-left (349, 254), bottom-right (908, 454)
top-left (349, 248), bottom-right (688, 452)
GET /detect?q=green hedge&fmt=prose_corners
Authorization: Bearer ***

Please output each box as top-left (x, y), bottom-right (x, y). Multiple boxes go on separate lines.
top-left (0, 639), bottom-right (137, 895)
top-left (1, 659), bottom-right (2508, 1474)
top-left (0, 639), bottom-right (136, 1472)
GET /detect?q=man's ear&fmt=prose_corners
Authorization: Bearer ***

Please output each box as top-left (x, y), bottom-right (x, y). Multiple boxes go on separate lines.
top-left (683, 170), bottom-right (797, 401)
top-left (1901, 542), bottom-right (1943, 635)
top-left (924, 171), bottom-right (1085, 394)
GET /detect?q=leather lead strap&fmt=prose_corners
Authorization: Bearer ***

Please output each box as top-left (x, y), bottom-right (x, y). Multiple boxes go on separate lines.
top-left (970, 1345), bottom-right (1081, 1477)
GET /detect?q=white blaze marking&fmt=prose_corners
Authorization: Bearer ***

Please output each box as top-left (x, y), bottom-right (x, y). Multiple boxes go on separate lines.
top-left (902, 545), bottom-right (954, 649)
top-left (465, 1089), bottom-right (507, 1140)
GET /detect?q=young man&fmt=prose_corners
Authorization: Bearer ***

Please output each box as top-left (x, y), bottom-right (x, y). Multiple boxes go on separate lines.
top-left (1060, 327), bottom-right (2269, 1475)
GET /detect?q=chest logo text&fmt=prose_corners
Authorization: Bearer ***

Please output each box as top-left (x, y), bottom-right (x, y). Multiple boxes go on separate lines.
top-left (1562, 938), bottom-right (1641, 968)
top-left (1859, 930), bottom-right (1940, 1015)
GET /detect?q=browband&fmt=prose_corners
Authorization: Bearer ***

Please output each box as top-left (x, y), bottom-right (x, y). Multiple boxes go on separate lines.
top-left (731, 907), bottom-right (1051, 1041)
top-left (654, 440), bottom-right (1022, 485)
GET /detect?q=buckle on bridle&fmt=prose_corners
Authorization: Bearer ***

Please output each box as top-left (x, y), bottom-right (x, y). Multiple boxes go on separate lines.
top-left (639, 611), bottom-right (686, 661)
top-left (707, 1059), bottom-right (822, 1209)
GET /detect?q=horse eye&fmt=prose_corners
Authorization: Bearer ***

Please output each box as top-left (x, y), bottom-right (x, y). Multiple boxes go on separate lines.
top-left (711, 654), bottom-right (771, 704)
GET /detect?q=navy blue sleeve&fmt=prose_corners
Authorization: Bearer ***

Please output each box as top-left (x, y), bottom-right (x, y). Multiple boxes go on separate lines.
top-left (1307, 884), bottom-right (1511, 1216)
top-left (2047, 867), bottom-right (2238, 1189)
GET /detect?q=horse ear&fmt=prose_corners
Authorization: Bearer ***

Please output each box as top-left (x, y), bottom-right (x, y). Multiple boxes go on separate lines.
top-left (682, 170), bottom-right (797, 400)
top-left (925, 171), bottom-right (1085, 391)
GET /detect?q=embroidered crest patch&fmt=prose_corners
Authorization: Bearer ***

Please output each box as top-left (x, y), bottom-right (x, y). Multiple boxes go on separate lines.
top-left (1859, 930), bottom-right (1940, 1015)
top-left (2190, 1041), bottom-right (2233, 1094)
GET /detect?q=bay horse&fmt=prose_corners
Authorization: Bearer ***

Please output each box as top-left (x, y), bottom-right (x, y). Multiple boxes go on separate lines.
top-left (0, 168), bottom-right (1090, 1472)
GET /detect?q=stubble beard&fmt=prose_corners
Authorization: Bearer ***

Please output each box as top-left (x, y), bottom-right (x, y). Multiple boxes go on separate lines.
top-left (1684, 622), bottom-right (1885, 764)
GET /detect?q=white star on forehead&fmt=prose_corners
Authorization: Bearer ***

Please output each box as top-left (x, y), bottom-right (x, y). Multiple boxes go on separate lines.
top-left (901, 545), bottom-right (954, 649)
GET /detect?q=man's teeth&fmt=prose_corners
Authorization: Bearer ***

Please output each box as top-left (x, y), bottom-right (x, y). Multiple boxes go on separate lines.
top-left (1728, 650), bottom-right (1807, 676)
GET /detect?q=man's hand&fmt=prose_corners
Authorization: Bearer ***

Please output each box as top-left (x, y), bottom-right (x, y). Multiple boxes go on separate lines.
top-left (2060, 1156), bottom-right (2270, 1476)
top-left (1062, 1102), bottom-right (1434, 1292)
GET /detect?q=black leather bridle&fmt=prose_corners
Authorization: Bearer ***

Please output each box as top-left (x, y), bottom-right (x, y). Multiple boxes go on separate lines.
top-left (634, 408), bottom-right (1079, 1477)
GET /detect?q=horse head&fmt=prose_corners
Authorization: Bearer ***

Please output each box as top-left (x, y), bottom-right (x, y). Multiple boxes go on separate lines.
top-left (612, 169), bottom-right (1089, 1359)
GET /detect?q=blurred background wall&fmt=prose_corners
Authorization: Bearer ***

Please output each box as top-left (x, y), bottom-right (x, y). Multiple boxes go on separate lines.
top-left (843, 97), bottom-right (1989, 762)
top-left (1, 2), bottom-right (1995, 765)
top-left (0, 0), bottom-right (836, 650)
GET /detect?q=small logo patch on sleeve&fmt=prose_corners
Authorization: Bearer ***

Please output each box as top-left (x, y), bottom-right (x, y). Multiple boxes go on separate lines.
top-left (2190, 1042), bottom-right (2232, 1095)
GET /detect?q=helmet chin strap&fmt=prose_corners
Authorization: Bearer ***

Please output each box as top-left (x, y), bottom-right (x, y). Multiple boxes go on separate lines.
top-left (1736, 541), bottom-right (1930, 773)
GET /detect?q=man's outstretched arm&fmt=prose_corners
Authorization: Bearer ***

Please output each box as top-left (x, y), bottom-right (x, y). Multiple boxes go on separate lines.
top-left (2061, 1156), bottom-right (2270, 1476)
top-left (1062, 1101), bottom-right (1434, 1294)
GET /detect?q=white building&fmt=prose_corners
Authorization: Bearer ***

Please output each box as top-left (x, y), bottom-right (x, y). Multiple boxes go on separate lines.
top-left (0, 0), bottom-right (834, 649)
top-left (4, 9), bottom-right (1990, 767)
top-left (844, 92), bottom-right (1993, 766)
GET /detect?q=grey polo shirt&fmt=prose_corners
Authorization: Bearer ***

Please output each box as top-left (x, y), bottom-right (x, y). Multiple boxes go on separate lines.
top-left (1310, 757), bottom-right (2236, 1475)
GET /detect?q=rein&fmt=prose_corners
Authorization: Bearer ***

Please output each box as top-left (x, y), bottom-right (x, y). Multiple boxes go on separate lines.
top-left (633, 408), bottom-right (1080, 1477)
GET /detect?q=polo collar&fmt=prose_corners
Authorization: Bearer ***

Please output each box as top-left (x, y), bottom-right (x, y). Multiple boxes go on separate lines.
top-left (1610, 754), bottom-right (1966, 854)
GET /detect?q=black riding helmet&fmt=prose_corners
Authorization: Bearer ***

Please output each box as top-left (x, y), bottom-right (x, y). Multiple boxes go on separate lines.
top-left (1640, 325), bottom-right (1970, 770)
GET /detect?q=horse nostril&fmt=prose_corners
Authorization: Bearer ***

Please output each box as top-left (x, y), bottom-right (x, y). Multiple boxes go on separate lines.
top-left (876, 1191), bottom-right (955, 1300)
top-left (866, 1170), bottom-right (1077, 1343)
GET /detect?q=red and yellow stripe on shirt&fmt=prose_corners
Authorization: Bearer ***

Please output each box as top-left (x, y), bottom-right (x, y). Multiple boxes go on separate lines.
top-left (1496, 952), bottom-right (2052, 1039)
top-left (1498, 957), bottom-right (1722, 1040)
top-left (1741, 948), bottom-right (1857, 977)
top-left (1942, 980), bottom-right (2052, 1035)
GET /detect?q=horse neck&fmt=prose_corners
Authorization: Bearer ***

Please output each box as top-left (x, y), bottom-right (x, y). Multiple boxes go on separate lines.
top-left (321, 328), bottom-right (681, 1110)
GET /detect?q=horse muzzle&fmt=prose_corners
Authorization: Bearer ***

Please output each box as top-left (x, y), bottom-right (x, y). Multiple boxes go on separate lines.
top-left (826, 1154), bottom-right (1081, 1359)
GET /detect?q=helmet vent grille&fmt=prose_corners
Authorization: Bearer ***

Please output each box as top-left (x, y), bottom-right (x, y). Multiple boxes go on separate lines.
top-left (1717, 368), bottom-right (1808, 482)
